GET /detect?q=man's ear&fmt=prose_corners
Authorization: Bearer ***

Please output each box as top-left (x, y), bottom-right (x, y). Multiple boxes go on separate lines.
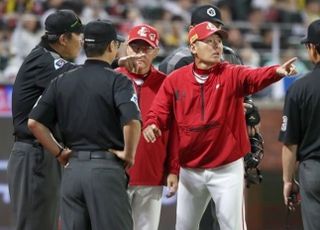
top-left (59, 34), bottom-right (68, 46)
top-left (189, 43), bottom-right (197, 55)
top-left (151, 47), bottom-right (160, 58)
top-left (309, 44), bottom-right (318, 60)
top-left (108, 40), bottom-right (116, 52)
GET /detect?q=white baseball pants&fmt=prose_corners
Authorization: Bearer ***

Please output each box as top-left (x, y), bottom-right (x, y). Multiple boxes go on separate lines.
top-left (176, 158), bottom-right (247, 230)
top-left (127, 186), bottom-right (163, 230)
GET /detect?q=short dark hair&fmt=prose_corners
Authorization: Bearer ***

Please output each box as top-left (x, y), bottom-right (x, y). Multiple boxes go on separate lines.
top-left (42, 31), bottom-right (73, 44)
top-left (316, 44), bottom-right (320, 54)
top-left (83, 42), bottom-right (109, 57)
top-left (311, 43), bottom-right (320, 55)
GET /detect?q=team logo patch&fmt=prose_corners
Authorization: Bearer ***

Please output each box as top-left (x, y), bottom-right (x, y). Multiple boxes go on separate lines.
top-left (174, 90), bottom-right (186, 101)
top-left (207, 8), bottom-right (216, 17)
top-left (149, 33), bottom-right (156, 41)
top-left (131, 94), bottom-right (140, 110)
top-left (137, 27), bottom-right (148, 37)
top-left (281, 115), bottom-right (288, 131)
top-left (54, 58), bottom-right (67, 70)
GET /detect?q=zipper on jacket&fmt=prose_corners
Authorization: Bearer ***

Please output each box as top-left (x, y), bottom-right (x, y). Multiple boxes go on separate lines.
top-left (200, 84), bottom-right (205, 121)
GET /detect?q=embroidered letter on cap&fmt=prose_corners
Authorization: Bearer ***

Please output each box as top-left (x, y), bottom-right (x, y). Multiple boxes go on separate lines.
top-left (207, 8), bottom-right (216, 17)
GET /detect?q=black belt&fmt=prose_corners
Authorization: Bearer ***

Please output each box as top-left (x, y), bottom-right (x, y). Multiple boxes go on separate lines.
top-left (70, 150), bottom-right (117, 160)
top-left (14, 136), bottom-right (42, 147)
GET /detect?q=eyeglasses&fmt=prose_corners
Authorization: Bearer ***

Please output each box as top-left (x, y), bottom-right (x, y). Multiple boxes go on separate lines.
top-left (129, 43), bottom-right (154, 53)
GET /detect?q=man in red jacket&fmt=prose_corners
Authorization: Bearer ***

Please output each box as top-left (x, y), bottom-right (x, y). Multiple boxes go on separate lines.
top-left (143, 21), bottom-right (297, 230)
top-left (116, 24), bottom-right (179, 230)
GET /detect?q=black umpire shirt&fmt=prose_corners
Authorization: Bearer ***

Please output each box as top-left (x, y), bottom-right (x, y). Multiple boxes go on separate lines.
top-left (12, 39), bottom-right (76, 140)
top-left (279, 63), bottom-right (320, 161)
top-left (29, 59), bottom-right (141, 151)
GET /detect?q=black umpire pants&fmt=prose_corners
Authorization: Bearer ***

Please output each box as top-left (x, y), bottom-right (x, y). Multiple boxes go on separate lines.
top-left (7, 141), bottom-right (61, 230)
top-left (299, 159), bottom-right (320, 230)
top-left (61, 151), bottom-right (132, 230)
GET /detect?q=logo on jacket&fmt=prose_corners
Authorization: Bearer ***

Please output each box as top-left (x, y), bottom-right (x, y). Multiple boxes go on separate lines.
top-left (174, 90), bottom-right (186, 101)
top-left (281, 115), bottom-right (288, 131)
top-left (54, 58), bottom-right (67, 70)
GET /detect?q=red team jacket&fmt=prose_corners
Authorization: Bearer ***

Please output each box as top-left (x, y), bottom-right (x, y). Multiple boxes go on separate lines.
top-left (145, 62), bottom-right (282, 169)
top-left (116, 66), bottom-right (179, 186)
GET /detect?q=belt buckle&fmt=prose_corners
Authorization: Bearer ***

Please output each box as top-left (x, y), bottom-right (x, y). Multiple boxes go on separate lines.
top-left (78, 151), bottom-right (90, 161)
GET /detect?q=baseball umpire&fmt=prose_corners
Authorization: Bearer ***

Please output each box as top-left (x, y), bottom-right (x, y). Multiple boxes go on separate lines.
top-left (279, 19), bottom-right (320, 230)
top-left (28, 19), bottom-right (141, 230)
top-left (7, 9), bottom-right (83, 230)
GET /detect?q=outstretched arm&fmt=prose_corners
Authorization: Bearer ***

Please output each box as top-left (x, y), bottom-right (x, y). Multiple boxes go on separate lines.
top-left (276, 57), bottom-right (298, 76)
top-left (114, 54), bottom-right (146, 72)
top-left (236, 57), bottom-right (298, 95)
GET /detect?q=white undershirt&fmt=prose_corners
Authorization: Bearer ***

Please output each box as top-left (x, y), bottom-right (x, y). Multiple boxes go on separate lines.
top-left (133, 78), bottom-right (144, 86)
top-left (193, 71), bottom-right (209, 84)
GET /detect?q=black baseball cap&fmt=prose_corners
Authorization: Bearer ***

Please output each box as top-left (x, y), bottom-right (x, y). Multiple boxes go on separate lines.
top-left (45, 9), bottom-right (83, 35)
top-left (301, 19), bottom-right (320, 44)
top-left (84, 20), bottom-right (125, 44)
top-left (191, 5), bottom-right (224, 26)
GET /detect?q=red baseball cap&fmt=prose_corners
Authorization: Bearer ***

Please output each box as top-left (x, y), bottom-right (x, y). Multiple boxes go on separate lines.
top-left (188, 21), bottom-right (228, 44)
top-left (128, 24), bottom-right (159, 48)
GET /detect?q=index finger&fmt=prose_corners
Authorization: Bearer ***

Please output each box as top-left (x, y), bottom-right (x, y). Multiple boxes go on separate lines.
top-left (143, 129), bottom-right (155, 143)
top-left (283, 57), bottom-right (297, 66)
top-left (134, 53), bottom-right (146, 59)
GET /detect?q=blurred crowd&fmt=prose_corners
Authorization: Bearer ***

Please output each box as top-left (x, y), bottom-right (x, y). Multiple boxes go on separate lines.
top-left (0, 0), bottom-right (318, 99)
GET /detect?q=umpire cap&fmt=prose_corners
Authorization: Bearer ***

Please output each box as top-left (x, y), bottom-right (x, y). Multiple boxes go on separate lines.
top-left (84, 20), bottom-right (125, 44)
top-left (45, 9), bottom-right (83, 35)
top-left (191, 5), bottom-right (224, 26)
top-left (301, 19), bottom-right (320, 44)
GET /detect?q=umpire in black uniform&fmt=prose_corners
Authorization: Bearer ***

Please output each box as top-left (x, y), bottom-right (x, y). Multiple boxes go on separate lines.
top-left (7, 9), bottom-right (83, 230)
top-left (28, 19), bottom-right (141, 230)
top-left (279, 19), bottom-right (320, 230)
